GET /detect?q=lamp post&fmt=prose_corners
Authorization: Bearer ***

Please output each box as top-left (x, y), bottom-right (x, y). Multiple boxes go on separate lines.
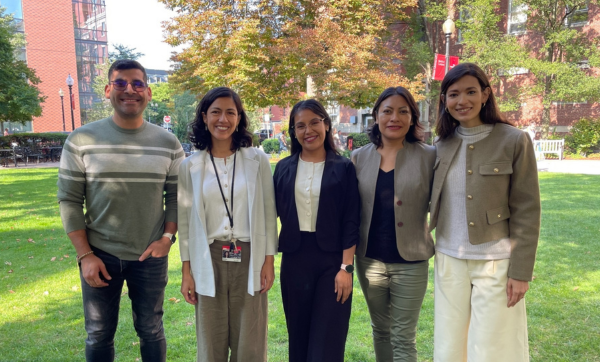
top-left (59, 88), bottom-right (66, 132)
top-left (443, 17), bottom-right (456, 75)
top-left (66, 74), bottom-right (76, 131)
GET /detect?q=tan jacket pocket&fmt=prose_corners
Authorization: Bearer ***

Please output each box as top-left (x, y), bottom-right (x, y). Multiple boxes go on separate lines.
top-left (486, 205), bottom-right (511, 225)
top-left (479, 162), bottom-right (513, 175)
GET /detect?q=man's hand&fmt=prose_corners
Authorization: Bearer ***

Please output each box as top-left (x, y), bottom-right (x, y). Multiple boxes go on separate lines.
top-left (81, 255), bottom-right (112, 288)
top-left (506, 278), bottom-right (529, 308)
top-left (181, 272), bottom-right (197, 305)
top-left (335, 269), bottom-right (353, 304)
top-left (139, 237), bottom-right (172, 261)
top-left (260, 256), bottom-right (275, 294)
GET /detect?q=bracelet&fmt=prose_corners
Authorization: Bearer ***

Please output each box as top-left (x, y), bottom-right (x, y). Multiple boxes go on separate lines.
top-left (76, 250), bottom-right (94, 264)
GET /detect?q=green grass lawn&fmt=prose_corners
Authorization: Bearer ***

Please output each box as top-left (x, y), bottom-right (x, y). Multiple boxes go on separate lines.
top-left (1, 168), bottom-right (599, 361)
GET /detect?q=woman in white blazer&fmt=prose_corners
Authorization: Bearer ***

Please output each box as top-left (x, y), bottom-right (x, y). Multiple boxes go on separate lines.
top-left (178, 87), bottom-right (278, 362)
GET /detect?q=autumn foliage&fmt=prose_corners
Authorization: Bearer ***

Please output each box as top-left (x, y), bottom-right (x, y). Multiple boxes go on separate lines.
top-left (160, 0), bottom-right (423, 109)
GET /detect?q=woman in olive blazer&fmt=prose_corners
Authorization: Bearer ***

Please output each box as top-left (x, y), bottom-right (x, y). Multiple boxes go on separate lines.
top-left (431, 63), bottom-right (540, 362)
top-left (352, 87), bottom-right (435, 362)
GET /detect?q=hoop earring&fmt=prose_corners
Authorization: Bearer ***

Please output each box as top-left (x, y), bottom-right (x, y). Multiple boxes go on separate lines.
top-left (204, 123), bottom-right (208, 131)
top-left (482, 102), bottom-right (486, 108)
top-left (445, 107), bottom-right (449, 113)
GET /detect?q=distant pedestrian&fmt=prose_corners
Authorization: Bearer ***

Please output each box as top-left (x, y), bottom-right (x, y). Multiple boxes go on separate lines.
top-left (57, 59), bottom-right (185, 362)
top-left (337, 130), bottom-right (346, 150)
top-left (3, 128), bottom-right (9, 136)
top-left (279, 130), bottom-right (289, 152)
top-left (431, 62), bottom-right (540, 362)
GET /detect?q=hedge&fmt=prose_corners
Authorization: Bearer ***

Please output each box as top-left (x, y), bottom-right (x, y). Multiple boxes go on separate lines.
top-left (1, 132), bottom-right (68, 149)
top-left (262, 139), bottom-right (280, 154)
top-left (348, 133), bottom-right (371, 148)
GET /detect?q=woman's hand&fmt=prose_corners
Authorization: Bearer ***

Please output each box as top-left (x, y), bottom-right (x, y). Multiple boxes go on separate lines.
top-left (181, 261), bottom-right (197, 305)
top-left (335, 270), bottom-right (353, 304)
top-left (506, 278), bottom-right (529, 308)
top-left (260, 255), bottom-right (275, 294)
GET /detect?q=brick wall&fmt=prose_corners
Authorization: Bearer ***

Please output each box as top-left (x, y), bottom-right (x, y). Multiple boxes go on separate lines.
top-left (22, 0), bottom-right (81, 132)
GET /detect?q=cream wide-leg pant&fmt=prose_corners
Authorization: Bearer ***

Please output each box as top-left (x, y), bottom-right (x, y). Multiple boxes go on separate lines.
top-left (434, 251), bottom-right (529, 362)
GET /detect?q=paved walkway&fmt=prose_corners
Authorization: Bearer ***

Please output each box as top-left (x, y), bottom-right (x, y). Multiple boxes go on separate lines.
top-left (537, 160), bottom-right (600, 175)
top-left (3, 160), bottom-right (600, 175)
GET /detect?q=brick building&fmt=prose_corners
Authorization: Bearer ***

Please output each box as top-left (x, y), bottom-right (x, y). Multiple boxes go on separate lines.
top-left (2, 0), bottom-right (108, 133)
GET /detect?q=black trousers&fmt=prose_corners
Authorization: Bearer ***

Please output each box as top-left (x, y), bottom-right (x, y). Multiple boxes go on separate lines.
top-left (280, 232), bottom-right (352, 362)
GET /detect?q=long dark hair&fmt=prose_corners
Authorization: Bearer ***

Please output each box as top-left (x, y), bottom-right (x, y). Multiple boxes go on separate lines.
top-left (368, 86), bottom-right (424, 148)
top-left (189, 87), bottom-right (253, 151)
top-left (288, 99), bottom-right (339, 155)
top-left (435, 63), bottom-right (511, 140)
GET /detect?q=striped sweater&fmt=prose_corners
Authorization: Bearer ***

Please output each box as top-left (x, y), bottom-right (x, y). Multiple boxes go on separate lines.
top-left (57, 117), bottom-right (185, 260)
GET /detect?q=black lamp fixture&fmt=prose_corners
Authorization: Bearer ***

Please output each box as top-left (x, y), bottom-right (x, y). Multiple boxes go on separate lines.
top-left (66, 74), bottom-right (76, 131)
top-left (58, 88), bottom-right (66, 132)
top-left (442, 17), bottom-right (456, 75)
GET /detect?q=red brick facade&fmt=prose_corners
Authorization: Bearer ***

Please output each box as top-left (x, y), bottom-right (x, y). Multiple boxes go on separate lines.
top-left (22, 0), bottom-right (81, 132)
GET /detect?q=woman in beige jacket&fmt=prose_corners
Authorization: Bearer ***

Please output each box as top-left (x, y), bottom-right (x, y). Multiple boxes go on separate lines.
top-left (431, 63), bottom-right (541, 362)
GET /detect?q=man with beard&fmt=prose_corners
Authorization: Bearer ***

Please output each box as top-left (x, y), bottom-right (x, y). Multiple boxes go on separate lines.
top-left (57, 60), bottom-right (184, 362)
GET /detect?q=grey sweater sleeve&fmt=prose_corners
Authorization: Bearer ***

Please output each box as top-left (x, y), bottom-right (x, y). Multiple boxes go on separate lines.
top-left (57, 135), bottom-right (87, 233)
top-left (164, 138), bottom-right (185, 223)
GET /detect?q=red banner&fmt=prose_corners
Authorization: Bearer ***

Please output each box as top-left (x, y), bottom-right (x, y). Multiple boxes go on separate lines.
top-left (71, 94), bottom-right (76, 110)
top-left (433, 54), bottom-right (459, 81)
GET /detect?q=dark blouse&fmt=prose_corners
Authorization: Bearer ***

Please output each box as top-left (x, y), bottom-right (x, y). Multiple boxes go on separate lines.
top-left (366, 169), bottom-right (421, 264)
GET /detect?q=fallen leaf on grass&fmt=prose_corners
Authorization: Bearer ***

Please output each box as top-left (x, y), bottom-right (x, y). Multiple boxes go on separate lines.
top-left (43, 291), bottom-right (49, 295)
top-left (59, 258), bottom-right (63, 261)
top-left (9, 290), bottom-right (15, 293)
top-left (28, 256), bottom-right (33, 259)
top-left (573, 286), bottom-right (580, 291)
top-left (532, 276), bottom-right (536, 280)
top-left (132, 342), bottom-right (140, 346)
top-left (15, 239), bottom-right (20, 242)
top-left (168, 297), bottom-right (181, 303)
top-left (64, 254), bottom-right (69, 258)
top-left (8, 269), bottom-right (13, 273)
top-left (50, 257), bottom-right (56, 261)
top-left (27, 238), bottom-right (34, 243)
top-left (186, 322), bottom-right (193, 326)
top-left (4, 261), bottom-right (11, 266)
top-left (72, 286), bottom-right (78, 291)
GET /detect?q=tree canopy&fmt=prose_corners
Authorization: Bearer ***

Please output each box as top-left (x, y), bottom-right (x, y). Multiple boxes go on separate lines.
top-left (109, 43), bottom-right (145, 61)
top-left (0, 7), bottom-right (45, 125)
top-left (160, 0), bottom-right (422, 109)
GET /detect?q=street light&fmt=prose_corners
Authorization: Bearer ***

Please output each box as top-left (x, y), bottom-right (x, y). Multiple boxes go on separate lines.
top-left (443, 17), bottom-right (456, 75)
top-left (58, 88), bottom-right (66, 132)
top-left (66, 74), bottom-right (76, 131)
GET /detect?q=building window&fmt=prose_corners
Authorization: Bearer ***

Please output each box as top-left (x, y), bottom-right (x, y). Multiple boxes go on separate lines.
top-left (327, 102), bottom-right (340, 125)
top-left (508, 0), bottom-right (527, 34)
top-left (457, 9), bottom-right (472, 44)
top-left (566, 1), bottom-right (589, 27)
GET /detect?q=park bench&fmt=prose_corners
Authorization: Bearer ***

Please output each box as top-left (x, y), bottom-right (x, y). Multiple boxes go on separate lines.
top-left (534, 139), bottom-right (564, 160)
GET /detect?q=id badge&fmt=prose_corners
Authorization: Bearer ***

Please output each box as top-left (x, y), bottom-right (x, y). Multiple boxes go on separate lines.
top-left (222, 245), bottom-right (242, 262)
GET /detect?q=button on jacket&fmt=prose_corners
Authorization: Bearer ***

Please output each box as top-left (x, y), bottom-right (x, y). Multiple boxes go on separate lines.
top-left (430, 123), bottom-right (541, 281)
top-left (352, 142), bottom-right (436, 261)
top-left (274, 150), bottom-right (360, 253)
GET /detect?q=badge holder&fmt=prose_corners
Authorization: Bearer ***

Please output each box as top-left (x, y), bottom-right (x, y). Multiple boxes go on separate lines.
top-left (222, 238), bottom-right (241, 262)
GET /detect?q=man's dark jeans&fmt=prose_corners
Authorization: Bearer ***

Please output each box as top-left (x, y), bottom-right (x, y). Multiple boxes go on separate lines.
top-left (80, 246), bottom-right (168, 362)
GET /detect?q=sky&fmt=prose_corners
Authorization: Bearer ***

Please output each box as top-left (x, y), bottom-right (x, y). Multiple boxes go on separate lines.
top-left (105, 0), bottom-right (181, 70)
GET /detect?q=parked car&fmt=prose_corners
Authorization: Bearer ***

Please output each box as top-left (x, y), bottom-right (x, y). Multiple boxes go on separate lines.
top-left (254, 129), bottom-right (273, 143)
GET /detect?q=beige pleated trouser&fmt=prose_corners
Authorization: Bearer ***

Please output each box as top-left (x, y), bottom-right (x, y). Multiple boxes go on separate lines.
top-left (195, 240), bottom-right (267, 362)
top-left (434, 251), bottom-right (529, 362)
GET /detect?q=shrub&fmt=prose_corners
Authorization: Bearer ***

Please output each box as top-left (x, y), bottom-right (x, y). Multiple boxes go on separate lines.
top-left (348, 133), bottom-right (370, 148)
top-left (252, 134), bottom-right (260, 147)
top-left (0, 132), bottom-right (68, 149)
top-left (262, 139), bottom-right (280, 154)
top-left (340, 149), bottom-right (352, 159)
top-left (565, 118), bottom-right (600, 156)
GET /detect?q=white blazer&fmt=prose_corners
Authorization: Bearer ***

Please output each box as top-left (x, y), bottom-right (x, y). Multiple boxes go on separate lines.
top-left (178, 147), bottom-right (278, 296)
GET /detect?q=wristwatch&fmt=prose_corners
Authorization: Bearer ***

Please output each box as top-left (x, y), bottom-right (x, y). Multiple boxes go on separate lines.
top-left (341, 263), bottom-right (354, 273)
top-left (162, 233), bottom-right (177, 244)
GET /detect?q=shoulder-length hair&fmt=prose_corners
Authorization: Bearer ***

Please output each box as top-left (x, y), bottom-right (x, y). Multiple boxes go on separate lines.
top-left (288, 99), bottom-right (339, 155)
top-left (368, 86), bottom-right (425, 148)
top-left (435, 62), bottom-right (512, 140)
top-left (189, 87), bottom-right (253, 151)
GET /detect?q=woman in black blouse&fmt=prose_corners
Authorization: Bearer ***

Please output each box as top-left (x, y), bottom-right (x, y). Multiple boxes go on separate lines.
top-left (351, 87), bottom-right (436, 362)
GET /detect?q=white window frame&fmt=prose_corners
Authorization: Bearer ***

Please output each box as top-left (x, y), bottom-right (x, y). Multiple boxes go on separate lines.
top-left (566, 1), bottom-right (589, 27)
top-left (507, 0), bottom-right (528, 34)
